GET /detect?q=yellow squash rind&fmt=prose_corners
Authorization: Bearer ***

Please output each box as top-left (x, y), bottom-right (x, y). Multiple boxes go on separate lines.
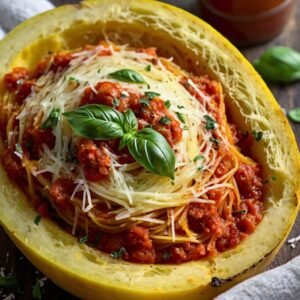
top-left (0, 1), bottom-right (299, 299)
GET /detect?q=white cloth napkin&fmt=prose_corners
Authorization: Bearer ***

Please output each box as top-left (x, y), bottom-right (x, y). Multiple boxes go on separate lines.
top-left (0, 0), bottom-right (54, 39)
top-left (0, 0), bottom-right (299, 299)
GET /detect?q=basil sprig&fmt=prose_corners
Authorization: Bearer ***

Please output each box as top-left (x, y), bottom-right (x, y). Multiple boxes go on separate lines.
top-left (63, 105), bottom-right (124, 140)
top-left (63, 104), bottom-right (175, 179)
top-left (253, 46), bottom-right (300, 83)
top-left (108, 69), bottom-right (146, 84)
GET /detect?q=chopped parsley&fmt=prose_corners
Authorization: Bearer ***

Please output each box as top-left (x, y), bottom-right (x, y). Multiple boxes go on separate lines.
top-left (79, 236), bottom-right (88, 244)
top-left (193, 154), bottom-right (204, 162)
top-left (34, 215), bottom-right (41, 226)
top-left (15, 143), bottom-right (23, 155)
top-left (233, 209), bottom-right (247, 215)
top-left (177, 105), bottom-right (185, 109)
top-left (110, 247), bottom-right (127, 259)
top-left (183, 125), bottom-right (189, 130)
top-left (204, 115), bottom-right (217, 130)
top-left (145, 91), bottom-right (160, 99)
top-left (159, 116), bottom-right (172, 125)
top-left (164, 100), bottom-right (171, 109)
top-left (162, 250), bottom-right (171, 261)
top-left (252, 130), bottom-right (263, 141)
top-left (140, 98), bottom-right (150, 107)
top-left (41, 108), bottom-right (60, 130)
top-left (112, 98), bottom-right (120, 107)
top-left (210, 137), bottom-right (220, 148)
top-left (68, 76), bottom-right (79, 83)
top-left (145, 64), bottom-right (152, 71)
top-left (197, 166), bottom-right (204, 171)
top-left (176, 112), bottom-right (185, 123)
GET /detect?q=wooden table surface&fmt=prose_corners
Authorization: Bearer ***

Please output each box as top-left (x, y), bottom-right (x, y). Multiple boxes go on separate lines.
top-left (1, 1), bottom-right (299, 299)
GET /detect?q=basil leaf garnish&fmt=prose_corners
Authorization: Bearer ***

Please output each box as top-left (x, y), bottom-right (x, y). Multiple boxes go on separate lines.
top-left (127, 128), bottom-right (175, 179)
top-left (63, 104), bottom-right (124, 140)
top-left (123, 109), bottom-right (138, 133)
top-left (288, 108), bottom-right (300, 123)
top-left (64, 104), bottom-right (175, 178)
top-left (108, 69), bottom-right (146, 84)
top-left (41, 108), bottom-right (60, 129)
top-left (253, 46), bottom-right (300, 83)
top-left (204, 115), bottom-right (216, 130)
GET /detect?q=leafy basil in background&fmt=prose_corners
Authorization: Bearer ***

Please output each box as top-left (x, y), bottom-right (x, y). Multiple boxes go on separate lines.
top-left (108, 69), bottom-right (146, 84)
top-left (63, 105), bottom-right (124, 140)
top-left (63, 104), bottom-right (175, 179)
top-left (0, 273), bottom-right (18, 288)
top-left (126, 128), bottom-right (175, 179)
top-left (253, 46), bottom-right (300, 83)
top-left (288, 108), bottom-right (300, 123)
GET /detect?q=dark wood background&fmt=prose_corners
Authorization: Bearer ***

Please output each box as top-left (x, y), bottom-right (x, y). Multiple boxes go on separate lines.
top-left (1, 1), bottom-right (299, 299)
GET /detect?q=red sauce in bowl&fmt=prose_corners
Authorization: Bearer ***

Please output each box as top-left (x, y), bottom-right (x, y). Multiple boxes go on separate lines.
top-left (200, 0), bottom-right (296, 46)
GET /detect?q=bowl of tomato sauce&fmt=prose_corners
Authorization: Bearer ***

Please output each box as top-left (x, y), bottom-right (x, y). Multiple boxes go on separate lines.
top-left (199, 0), bottom-right (296, 46)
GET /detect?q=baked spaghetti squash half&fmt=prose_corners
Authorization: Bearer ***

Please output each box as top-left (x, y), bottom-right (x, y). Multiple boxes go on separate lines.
top-left (0, 0), bottom-right (299, 299)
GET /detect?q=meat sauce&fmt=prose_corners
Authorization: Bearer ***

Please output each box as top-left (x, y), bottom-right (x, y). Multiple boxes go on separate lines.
top-left (1, 43), bottom-right (264, 264)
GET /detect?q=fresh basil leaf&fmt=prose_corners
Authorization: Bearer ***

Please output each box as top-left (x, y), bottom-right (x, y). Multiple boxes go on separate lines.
top-left (145, 91), bottom-right (160, 99)
top-left (288, 108), bottom-right (300, 123)
top-left (253, 46), bottom-right (300, 83)
top-left (63, 104), bottom-right (124, 140)
top-left (32, 280), bottom-right (42, 300)
top-left (0, 274), bottom-right (18, 288)
top-left (204, 115), bottom-right (216, 130)
top-left (127, 128), bottom-right (175, 179)
top-left (41, 108), bottom-right (60, 129)
top-left (110, 247), bottom-right (127, 259)
top-left (123, 109), bottom-right (138, 133)
top-left (108, 69), bottom-right (146, 84)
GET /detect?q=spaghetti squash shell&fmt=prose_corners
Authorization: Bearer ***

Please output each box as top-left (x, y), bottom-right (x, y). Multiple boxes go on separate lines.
top-left (0, 0), bottom-right (299, 299)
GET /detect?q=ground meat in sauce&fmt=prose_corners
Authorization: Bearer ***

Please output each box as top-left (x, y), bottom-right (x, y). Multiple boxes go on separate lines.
top-left (0, 44), bottom-right (265, 265)
top-left (77, 139), bottom-right (111, 182)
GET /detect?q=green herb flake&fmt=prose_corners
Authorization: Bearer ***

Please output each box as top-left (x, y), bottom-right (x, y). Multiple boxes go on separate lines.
top-left (193, 154), bottom-right (204, 162)
top-left (288, 108), bottom-right (300, 123)
top-left (162, 250), bottom-right (171, 261)
top-left (140, 98), bottom-right (150, 107)
top-left (176, 112), bottom-right (185, 124)
top-left (68, 76), bottom-right (79, 83)
top-left (97, 68), bottom-right (101, 74)
top-left (252, 131), bottom-right (263, 141)
top-left (145, 91), bottom-right (160, 99)
top-left (32, 280), bottom-right (42, 300)
top-left (112, 98), bottom-right (120, 107)
top-left (164, 100), bottom-right (171, 109)
top-left (204, 115), bottom-right (217, 130)
top-left (197, 166), bottom-right (204, 171)
top-left (159, 116), bottom-right (172, 125)
top-left (108, 69), bottom-right (146, 84)
top-left (233, 210), bottom-right (247, 215)
top-left (183, 125), bottom-right (189, 130)
top-left (79, 236), bottom-right (88, 244)
top-left (110, 247), bottom-right (127, 259)
top-left (34, 215), bottom-right (41, 226)
top-left (145, 64), bottom-right (151, 72)
top-left (210, 137), bottom-right (220, 148)
top-left (0, 273), bottom-right (18, 288)
top-left (41, 108), bottom-right (60, 130)
top-left (177, 105), bottom-right (185, 109)
top-left (15, 143), bottom-right (23, 155)
top-left (271, 175), bottom-right (277, 181)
